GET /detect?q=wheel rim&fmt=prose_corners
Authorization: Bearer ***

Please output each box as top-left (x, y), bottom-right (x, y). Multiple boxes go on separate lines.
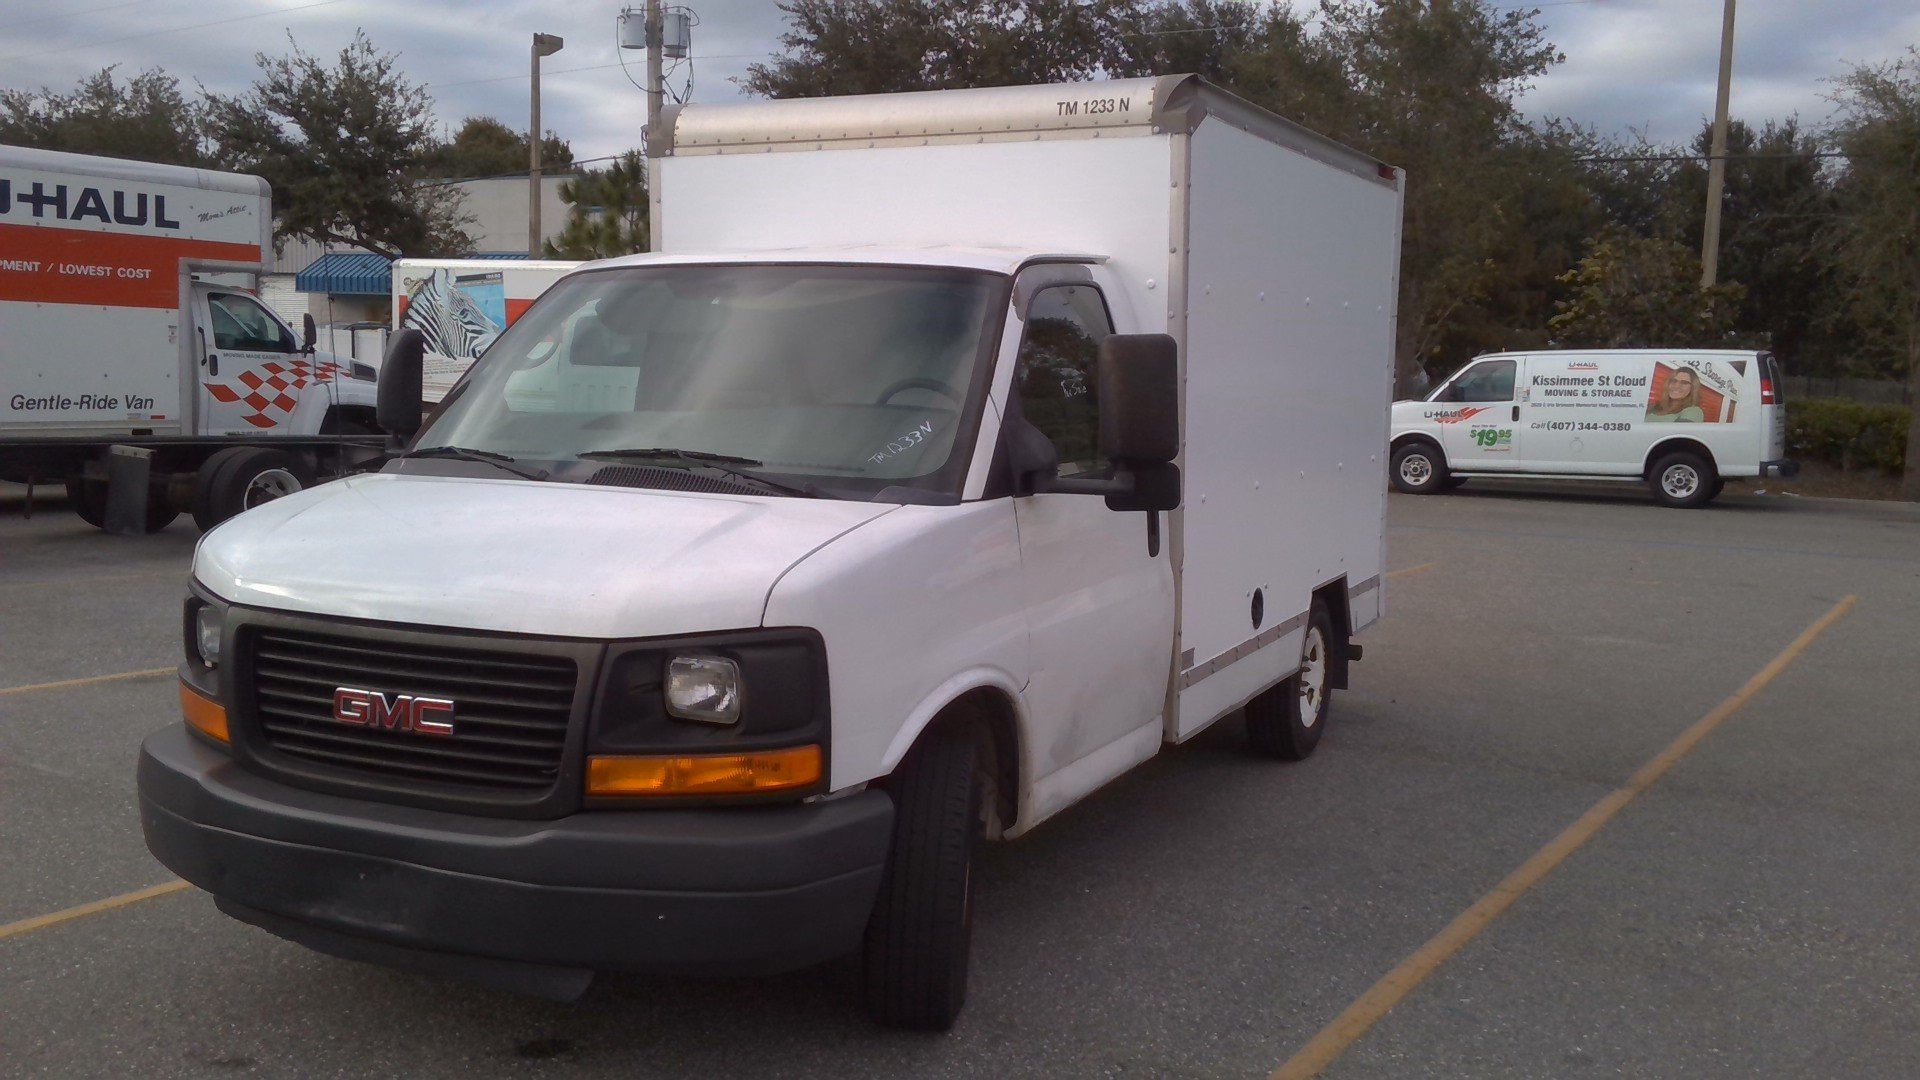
top-left (1399, 453), bottom-right (1433, 487)
top-left (1661, 464), bottom-right (1699, 499)
top-left (243, 468), bottom-right (302, 509)
top-left (1297, 626), bottom-right (1327, 727)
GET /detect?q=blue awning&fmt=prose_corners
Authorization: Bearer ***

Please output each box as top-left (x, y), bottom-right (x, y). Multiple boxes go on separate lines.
top-left (295, 252), bottom-right (393, 296)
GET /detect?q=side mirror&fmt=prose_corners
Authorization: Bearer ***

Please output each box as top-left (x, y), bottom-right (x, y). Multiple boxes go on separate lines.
top-left (301, 313), bottom-right (317, 354)
top-left (377, 328), bottom-right (426, 446)
top-left (1098, 334), bottom-right (1179, 467)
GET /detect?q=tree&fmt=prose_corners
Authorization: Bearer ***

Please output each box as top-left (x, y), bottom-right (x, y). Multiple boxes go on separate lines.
top-left (423, 116), bottom-right (572, 179)
top-left (0, 66), bottom-right (213, 166)
top-left (744, 0), bottom-right (1139, 97)
top-left (1826, 49), bottom-right (1920, 499)
top-left (543, 151), bottom-right (649, 259)
top-left (208, 31), bottom-right (473, 258)
top-left (1548, 226), bottom-right (1747, 349)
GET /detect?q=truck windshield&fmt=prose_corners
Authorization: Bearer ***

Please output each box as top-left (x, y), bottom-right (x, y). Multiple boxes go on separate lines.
top-left (416, 263), bottom-right (1005, 498)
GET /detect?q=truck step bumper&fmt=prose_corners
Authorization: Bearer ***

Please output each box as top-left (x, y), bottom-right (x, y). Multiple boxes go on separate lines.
top-left (138, 726), bottom-right (893, 982)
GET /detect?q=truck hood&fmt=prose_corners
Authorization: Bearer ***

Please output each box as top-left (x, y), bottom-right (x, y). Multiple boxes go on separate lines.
top-left (194, 472), bottom-right (896, 638)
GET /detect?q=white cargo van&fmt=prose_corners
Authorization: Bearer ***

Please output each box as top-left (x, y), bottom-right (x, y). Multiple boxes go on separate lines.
top-left (1389, 349), bottom-right (1797, 508)
top-left (0, 145), bottom-right (383, 530)
top-left (389, 258), bottom-right (580, 402)
top-left (138, 77), bottom-right (1403, 1029)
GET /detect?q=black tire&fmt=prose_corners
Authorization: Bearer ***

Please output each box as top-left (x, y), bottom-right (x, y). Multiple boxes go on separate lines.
top-left (1709, 478), bottom-right (1726, 500)
top-left (1246, 601), bottom-right (1335, 761)
top-left (191, 447), bottom-right (314, 531)
top-left (66, 476), bottom-right (107, 529)
top-left (1390, 441), bottom-right (1450, 495)
top-left (863, 726), bottom-right (982, 1031)
top-left (65, 476), bottom-right (177, 532)
top-left (1648, 451), bottom-right (1716, 509)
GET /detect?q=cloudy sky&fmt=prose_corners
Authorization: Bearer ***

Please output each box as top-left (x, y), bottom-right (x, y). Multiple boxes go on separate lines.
top-left (1, 0), bottom-right (1915, 164)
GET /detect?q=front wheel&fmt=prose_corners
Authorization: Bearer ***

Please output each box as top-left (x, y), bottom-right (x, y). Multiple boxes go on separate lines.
top-left (1246, 601), bottom-right (1335, 760)
top-left (863, 727), bottom-right (981, 1031)
top-left (1649, 451), bottom-right (1716, 509)
top-left (192, 447), bottom-right (314, 531)
top-left (1390, 442), bottom-right (1450, 495)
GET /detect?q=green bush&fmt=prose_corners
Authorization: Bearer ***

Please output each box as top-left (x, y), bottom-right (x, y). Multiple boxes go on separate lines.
top-left (1786, 399), bottom-right (1910, 472)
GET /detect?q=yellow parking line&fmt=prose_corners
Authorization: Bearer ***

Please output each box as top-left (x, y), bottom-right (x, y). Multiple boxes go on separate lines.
top-left (0, 667), bottom-right (174, 696)
top-left (1270, 595), bottom-right (1857, 1080)
top-left (1386, 562), bottom-right (1438, 579)
top-left (0, 880), bottom-right (192, 941)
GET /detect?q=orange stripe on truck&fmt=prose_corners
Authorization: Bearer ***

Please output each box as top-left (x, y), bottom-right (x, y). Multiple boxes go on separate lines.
top-left (0, 222), bottom-right (260, 309)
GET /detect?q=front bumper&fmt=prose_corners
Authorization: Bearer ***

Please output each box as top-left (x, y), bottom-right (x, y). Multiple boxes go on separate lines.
top-left (138, 726), bottom-right (893, 987)
top-left (1760, 459), bottom-right (1800, 478)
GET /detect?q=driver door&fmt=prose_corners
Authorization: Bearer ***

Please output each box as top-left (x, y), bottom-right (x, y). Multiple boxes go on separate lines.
top-left (1011, 281), bottom-right (1176, 780)
top-left (1435, 357), bottom-right (1522, 470)
top-left (197, 291), bottom-right (305, 435)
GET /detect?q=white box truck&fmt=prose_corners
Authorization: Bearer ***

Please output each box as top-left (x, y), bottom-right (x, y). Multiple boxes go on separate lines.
top-left (138, 76), bottom-right (1404, 1028)
top-left (0, 145), bottom-right (383, 531)
top-left (1389, 348), bottom-right (1798, 507)
top-left (389, 258), bottom-right (580, 403)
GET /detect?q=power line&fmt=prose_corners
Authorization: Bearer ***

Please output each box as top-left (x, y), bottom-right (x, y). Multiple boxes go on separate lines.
top-left (0, 0), bottom-right (349, 64)
top-left (2, 0), bottom-right (162, 34)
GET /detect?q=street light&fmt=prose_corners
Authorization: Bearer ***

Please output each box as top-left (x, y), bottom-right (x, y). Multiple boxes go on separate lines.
top-left (530, 31), bottom-right (564, 257)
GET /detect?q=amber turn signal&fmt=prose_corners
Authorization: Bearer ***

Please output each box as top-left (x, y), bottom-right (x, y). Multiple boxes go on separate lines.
top-left (180, 681), bottom-right (229, 744)
top-left (587, 745), bottom-right (822, 796)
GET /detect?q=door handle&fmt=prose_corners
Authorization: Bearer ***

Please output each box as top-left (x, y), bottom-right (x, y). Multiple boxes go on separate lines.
top-left (1512, 404), bottom-right (1519, 421)
top-left (207, 355), bottom-right (219, 376)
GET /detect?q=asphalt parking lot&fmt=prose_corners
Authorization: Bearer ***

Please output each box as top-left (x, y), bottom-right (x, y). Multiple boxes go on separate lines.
top-left (2, 482), bottom-right (1917, 1079)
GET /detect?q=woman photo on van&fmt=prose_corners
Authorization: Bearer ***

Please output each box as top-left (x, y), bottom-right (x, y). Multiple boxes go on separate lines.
top-left (1646, 365), bottom-right (1706, 423)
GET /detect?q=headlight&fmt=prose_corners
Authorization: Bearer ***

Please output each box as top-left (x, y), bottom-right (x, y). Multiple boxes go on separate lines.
top-left (664, 655), bottom-right (741, 725)
top-left (193, 604), bottom-right (224, 668)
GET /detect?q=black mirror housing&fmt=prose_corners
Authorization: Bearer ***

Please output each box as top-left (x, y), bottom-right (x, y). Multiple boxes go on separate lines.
top-left (301, 313), bottom-right (317, 354)
top-left (1105, 463), bottom-right (1181, 513)
top-left (377, 328), bottom-right (426, 446)
top-left (1098, 334), bottom-right (1179, 466)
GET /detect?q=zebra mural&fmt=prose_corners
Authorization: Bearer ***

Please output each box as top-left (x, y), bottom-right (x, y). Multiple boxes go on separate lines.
top-left (399, 268), bottom-right (507, 401)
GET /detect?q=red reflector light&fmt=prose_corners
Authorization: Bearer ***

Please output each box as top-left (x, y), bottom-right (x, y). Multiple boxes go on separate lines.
top-left (1761, 378), bottom-right (1776, 405)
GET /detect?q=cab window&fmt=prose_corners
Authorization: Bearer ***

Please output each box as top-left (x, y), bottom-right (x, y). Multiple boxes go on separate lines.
top-left (1014, 284), bottom-right (1112, 479)
top-left (208, 293), bottom-right (296, 353)
top-left (1439, 358), bottom-right (1516, 403)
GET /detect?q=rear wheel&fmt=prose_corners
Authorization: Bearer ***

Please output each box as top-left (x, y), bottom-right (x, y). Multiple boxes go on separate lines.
top-left (192, 447), bottom-right (314, 531)
top-left (65, 476), bottom-right (177, 532)
top-left (1649, 451), bottom-right (1716, 509)
top-left (1246, 601), bottom-right (1335, 760)
top-left (1390, 441), bottom-right (1450, 495)
top-left (863, 726), bottom-right (982, 1031)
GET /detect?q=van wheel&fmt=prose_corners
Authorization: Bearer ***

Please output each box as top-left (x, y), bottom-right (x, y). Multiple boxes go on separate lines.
top-left (1390, 442), bottom-right (1449, 495)
top-left (1246, 601), bottom-right (1334, 760)
top-left (66, 477), bottom-right (178, 532)
top-left (1649, 451), bottom-right (1715, 509)
top-left (863, 727), bottom-right (982, 1031)
top-left (192, 448), bottom-right (314, 531)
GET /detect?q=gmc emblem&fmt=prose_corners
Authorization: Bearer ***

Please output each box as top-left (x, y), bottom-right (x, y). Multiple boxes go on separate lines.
top-left (331, 687), bottom-right (456, 736)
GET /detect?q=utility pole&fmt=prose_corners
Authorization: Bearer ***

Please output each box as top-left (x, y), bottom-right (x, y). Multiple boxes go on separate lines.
top-left (530, 32), bottom-right (564, 257)
top-left (1700, 0), bottom-right (1736, 288)
top-left (645, 0), bottom-right (663, 160)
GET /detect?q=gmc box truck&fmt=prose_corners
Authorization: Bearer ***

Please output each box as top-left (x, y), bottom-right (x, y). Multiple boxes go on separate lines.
top-left (0, 145), bottom-right (381, 531)
top-left (138, 76), bottom-right (1405, 1028)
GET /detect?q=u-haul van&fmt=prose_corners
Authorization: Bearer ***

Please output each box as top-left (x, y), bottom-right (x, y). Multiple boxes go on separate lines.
top-left (389, 258), bottom-right (579, 403)
top-left (1389, 349), bottom-right (1797, 507)
top-left (139, 76), bottom-right (1403, 1030)
top-left (0, 145), bottom-right (382, 531)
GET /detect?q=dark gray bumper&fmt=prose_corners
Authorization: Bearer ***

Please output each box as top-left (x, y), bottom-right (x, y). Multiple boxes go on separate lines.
top-left (1761, 459), bottom-right (1800, 478)
top-left (138, 726), bottom-right (892, 984)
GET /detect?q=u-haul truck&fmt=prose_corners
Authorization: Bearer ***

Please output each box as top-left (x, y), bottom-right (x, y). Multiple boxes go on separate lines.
top-left (0, 145), bottom-right (382, 532)
top-left (390, 258), bottom-right (579, 403)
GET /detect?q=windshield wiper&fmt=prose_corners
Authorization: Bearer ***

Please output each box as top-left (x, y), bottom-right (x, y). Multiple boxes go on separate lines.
top-left (398, 445), bottom-right (549, 482)
top-left (577, 447), bottom-right (819, 498)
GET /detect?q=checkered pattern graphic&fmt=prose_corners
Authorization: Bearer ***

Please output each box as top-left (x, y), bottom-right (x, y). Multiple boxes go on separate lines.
top-left (204, 361), bottom-right (342, 429)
